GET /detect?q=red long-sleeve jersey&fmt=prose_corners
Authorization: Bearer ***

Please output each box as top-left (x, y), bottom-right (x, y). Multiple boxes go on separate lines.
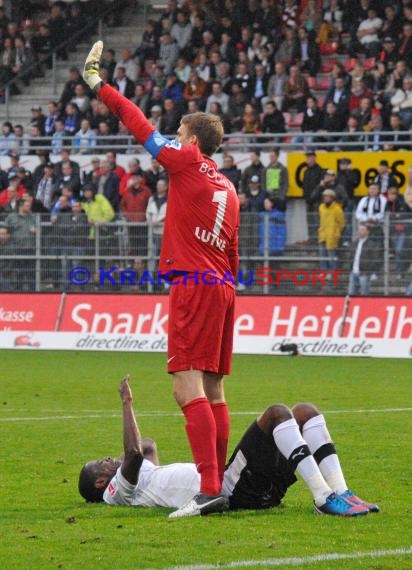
top-left (99, 84), bottom-right (239, 283)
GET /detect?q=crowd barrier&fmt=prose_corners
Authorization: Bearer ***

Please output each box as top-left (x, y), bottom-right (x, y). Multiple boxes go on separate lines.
top-left (0, 294), bottom-right (410, 358)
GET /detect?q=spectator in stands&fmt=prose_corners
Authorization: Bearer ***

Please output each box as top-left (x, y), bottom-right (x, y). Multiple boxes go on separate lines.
top-left (113, 66), bottom-right (135, 99)
top-left (146, 85), bottom-right (165, 116)
top-left (317, 101), bottom-right (346, 148)
top-left (262, 149), bottom-right (288, 209)
top-left (379, 36), bottom-right (399, 72)
top-left (5, 151), bottom-right (20, 178)
top-left (373, 160), bottom-right (398, 195)
top-left (15, 166), bottom-right (32, 194)
top-left (250, 64), bottom-right (269, 111)
top-left (51, 119), bottom-right (67, 156)
top-left (64, 102), bottom-right (81, 136)
top-left (12, 36), bottom-right (34, 85)
top-left (264, 62), bottom-right (288, 112)
top-left (219, 154), bottom-right (241, 192)
top-left (325, 77), bottom-right (351, 120)
top-left (51, 184), bottom-right (76, 215)
top-left (241, 102), bottom-right (261, 135)
top-left (54, 148), bottom-right (80, 178)
top-left (48, 2), bottom-right (68, 61)
top-left (144, 157), bottom-right (166, 194)
top-left (234, 61), bottom-right (253, 99)
top-left (398, 22), bottom-right (412, 65)
top-left (337, 158), bottom-right (360, 245)
top-left (355, 183), bottom-right (387, 247)
top-left (385, 186), bottom-right (409, 280)
top-left (300, 96), bottom-right (323, 144)
top-left (348, 224), bottom-right (379, 296)
top-left (300, 0), bottom-right (323, 35)
top-left (146, 178), bottom-right (168, 264)
top-left (0, 224), bottom-right (16, 291)
top-left (119, 158), bottom-right (145, 196)
top-left (246, 175), bottom-right (266, 212)
top-left (148, 105), bottom-right (163, 130)
top-left (30, 105), bottom-right (46, 136)
top-left (158, 32), bottom-right (179, 75)
top-left (258, 196), bottom-right (287, 257)
top-left (282, 65), bottom-right (310, 113)
top-left (241, 150), bottom-right (265, 193)
top-left (205, 81), bottom-right (229, 114)
top-left (353, 7), bottom-right (383, 58)
top-left (162, 72), bottom-right (184, 103)
top-left (81, 183), bottom-right (115, 240)
top-left (101, 48), bottom-right (117, 83)
top-left (302, 151), bottom-right (323, 211)
top-left (0, 122), bottom-right (15, 156)
top-left (0, 175), bottom-right (24, 213)
top-left (54, 160), bottom-right (81, 199)
top-left (318, 188), bottom-right (345, 278)
top-left (35, 163), bottom-right (55, 211)
top-left (73, 118), bottom-right (97, 154)
top-left (352, 96), bottom-right (373, 130)
top-left (390, 75), bottom-right (412, 129)
top-left (28, 124), bottom-right (45, 155)
top-left (120, 172), bottom-right (152, 255)
top-left (311, 169), bottom-right (348, 210)
top-left (13, 125), bottom-right (29, 156)
top-left (114, 48), bottom-right (138, 83)
top-left (5, 198), bottom-right (36, 291)
top-left (134, 20), bottom-right (158, 66)
top-left (183, 70), bottom-right (208, 108)
top-left (274, 26), bottom-right (295, 67)
top-left (171, 10), bottom-right (192, 56)
top-left (59, 66), bottom-right (89, 110)
top-left (44, 101), bottom-right (61, 137)
top-left (292, 26), bottom-right (320, 78)
top-left (175, 56), bottom-right (192, 84)
top-left (95, 159), bottom-right (120, 211)
top-left (261, 100), bottom-right (286, 139)
top-left (159, 98), bottom-right (181, 135)
top-left (228, 81), bottom-right (247, 132)
top-left (71, 83), bottom-right (91, 115)
top-left (130, 83), bottom-right (150, 113)
top-left (339, 115), bottom-right (364, 151)
top-left (383, 112), bottom-right (410, 150)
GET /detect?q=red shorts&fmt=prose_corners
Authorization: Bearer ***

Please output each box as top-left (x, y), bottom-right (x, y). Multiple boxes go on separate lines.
top-left (167, 279), bottom-right (235, 375)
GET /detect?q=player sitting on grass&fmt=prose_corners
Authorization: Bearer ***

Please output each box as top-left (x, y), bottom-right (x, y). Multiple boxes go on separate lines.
top-left (79, 377), bottom-right (379, 518)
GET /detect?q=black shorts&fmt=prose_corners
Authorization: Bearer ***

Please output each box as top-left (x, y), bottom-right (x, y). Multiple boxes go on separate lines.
top-left (223, 420), bottom-right (297, 510)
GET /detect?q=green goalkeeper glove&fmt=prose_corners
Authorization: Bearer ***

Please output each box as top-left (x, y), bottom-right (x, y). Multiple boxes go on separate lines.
top-left (83, 40), bottom-right (104, 91)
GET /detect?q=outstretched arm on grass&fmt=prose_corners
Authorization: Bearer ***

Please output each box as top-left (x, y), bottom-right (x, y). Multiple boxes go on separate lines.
top-left (119, 375), bottom-right (144, 484)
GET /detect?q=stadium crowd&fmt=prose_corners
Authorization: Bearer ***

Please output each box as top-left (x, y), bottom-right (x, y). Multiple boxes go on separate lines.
top-left (0, 0), bottom-right (412, 293)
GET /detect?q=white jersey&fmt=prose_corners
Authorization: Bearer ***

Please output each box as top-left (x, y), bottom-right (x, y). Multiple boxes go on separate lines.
top-left (103, 459), bottom-right (200, 508)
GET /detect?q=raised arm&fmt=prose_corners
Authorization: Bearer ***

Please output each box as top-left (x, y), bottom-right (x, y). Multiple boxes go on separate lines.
top-left (118, 375), bottom-right (143, 485)
top-left (83, 41), bottom-right (167, 157)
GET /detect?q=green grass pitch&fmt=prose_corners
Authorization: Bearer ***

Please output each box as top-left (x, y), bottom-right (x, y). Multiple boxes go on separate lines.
top-left (0, 351), bottom-right (411, 569)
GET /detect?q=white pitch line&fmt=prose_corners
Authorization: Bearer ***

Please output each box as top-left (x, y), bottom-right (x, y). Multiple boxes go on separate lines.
top-left (158, 547), bottom-right (412, 570)
top-left (0, 407), bottom-right (412, 423)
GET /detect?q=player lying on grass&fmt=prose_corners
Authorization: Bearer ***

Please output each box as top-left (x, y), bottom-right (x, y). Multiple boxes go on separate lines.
top-left (79, 377), bottom-right (379, 518)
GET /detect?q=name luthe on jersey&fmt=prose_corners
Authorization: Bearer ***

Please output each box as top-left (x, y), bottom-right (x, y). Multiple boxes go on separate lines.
top-left (195, 227), bottom-right (227, 251)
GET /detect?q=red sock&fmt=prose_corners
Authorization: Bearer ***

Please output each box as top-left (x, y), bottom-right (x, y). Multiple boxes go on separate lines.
top-left (211, 402), bottom-right (230, 485)
top-left (182, 397), bottom-right (220, 496)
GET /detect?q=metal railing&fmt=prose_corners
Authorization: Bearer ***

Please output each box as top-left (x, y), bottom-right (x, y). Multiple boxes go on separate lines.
top-left (1, 131), bottom-right (411, 155)
top-left (0, 212), bottom-right (411, 296)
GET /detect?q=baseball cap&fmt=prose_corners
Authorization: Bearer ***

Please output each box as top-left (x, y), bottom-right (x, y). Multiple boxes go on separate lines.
top-left (325, 169), bottom-right (335, 176)
top-left (31, 105), bottom-right (42, 111)
top-left (379, 159), bottom-right (389, 167)
top-left (250, 175), bottom-right (260, 183)
top-left (383, 36), bottom-right (395, 43)
top-left (340, 158), bottom-right (351, 164)
top-left (323, 189), bottom-right (336, 198)
top-left (151, 105), bottom-right (162, 113)
top-left (8, 173), bottom-right (18, 182)
top-left (305, 150), bottom-right (316, 156)
top-left (44, 162), bottom-right (54, 169)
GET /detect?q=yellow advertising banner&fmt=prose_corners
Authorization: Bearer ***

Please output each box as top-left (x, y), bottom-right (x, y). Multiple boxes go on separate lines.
top-left (286, 151), bottom-right (412, 198)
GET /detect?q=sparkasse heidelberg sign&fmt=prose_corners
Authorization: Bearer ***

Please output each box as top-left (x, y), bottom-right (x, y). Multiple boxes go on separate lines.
top-left (0, 294), bottom-right (410, 358)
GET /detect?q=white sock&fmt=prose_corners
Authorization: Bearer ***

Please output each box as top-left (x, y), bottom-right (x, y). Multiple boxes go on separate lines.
top-left (302, 414), bottom-right (348, 494)
top-left (273, 418), bottom-right (331, 506)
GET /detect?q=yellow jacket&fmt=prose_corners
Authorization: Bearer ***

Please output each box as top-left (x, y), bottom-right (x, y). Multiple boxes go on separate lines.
top-left (318, 201), bottom-right (345, 249)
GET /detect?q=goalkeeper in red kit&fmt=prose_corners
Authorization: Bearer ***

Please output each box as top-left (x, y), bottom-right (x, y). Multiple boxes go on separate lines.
top-left (83, 42), bottom-right (240, 518)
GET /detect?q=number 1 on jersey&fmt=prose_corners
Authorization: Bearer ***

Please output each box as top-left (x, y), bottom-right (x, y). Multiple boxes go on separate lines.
top-left (212, 190), bottom-right (227, 236)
